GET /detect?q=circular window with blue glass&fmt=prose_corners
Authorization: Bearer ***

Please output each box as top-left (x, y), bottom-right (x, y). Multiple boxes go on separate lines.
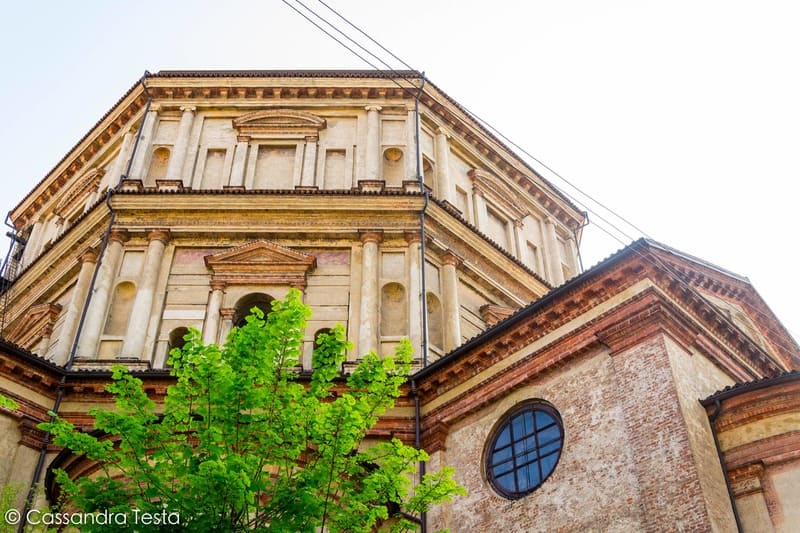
top-left (485, 402), bottom-right (563, 499)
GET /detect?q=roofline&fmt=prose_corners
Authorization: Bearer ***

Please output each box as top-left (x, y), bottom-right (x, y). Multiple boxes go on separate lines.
top-left (412, 238), bottom-right (649, 381)
top-left (700, 370), bottom-right (800, 406)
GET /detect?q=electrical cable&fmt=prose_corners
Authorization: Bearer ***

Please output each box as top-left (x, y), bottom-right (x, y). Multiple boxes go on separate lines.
top-left (284, 0), bottom-right (799, 362)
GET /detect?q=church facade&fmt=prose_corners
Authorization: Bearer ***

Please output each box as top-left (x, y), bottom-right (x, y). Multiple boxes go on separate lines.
top-left (0, 71), bottom-right (797, 531)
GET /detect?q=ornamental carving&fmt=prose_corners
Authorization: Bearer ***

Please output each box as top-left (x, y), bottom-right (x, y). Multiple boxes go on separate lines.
top-left (233, 109), bottom-right (326, 139)
top-left (204, 240), bottom-right (317, 288)
top-left (4, 303), bottom-right (62, 351)
top-left (54, 168), bottom-right (105, 217)
top-left (468, 168), bottom-right (527, 220)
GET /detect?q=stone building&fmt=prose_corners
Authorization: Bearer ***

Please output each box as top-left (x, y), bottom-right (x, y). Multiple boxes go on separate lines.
top-left (0, 71), bottom-right (798, 531)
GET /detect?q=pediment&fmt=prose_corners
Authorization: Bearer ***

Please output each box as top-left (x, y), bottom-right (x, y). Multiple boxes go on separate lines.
top-left (468, 168), bottom-right (527, 220)
top-left (5, 302), bottom-right (62, 351)
top-left (205, 240), bottom-right (316, 288)
top-left (233, 109), bottom-right (326, 139)
top-left (55, 168), bottom-right (104, 217)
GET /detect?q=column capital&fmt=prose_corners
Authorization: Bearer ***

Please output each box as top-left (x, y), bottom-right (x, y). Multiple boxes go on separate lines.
top-left (79, 247), bottom-right (98, 264)
top-left (220, 307), bottom-right (236, 320)
top-left (404, 230), bottom-right (422, 244)
top-left (436, 126), bottom-right (450, 139)
top-left (108, 227), bottom-right (131, 243)
top-left (236, 135), bottom-right (251, 143)
top-left (210, 279), bottom-right (227, 292)
top-left (359, 230), bottom-right (383, 244)
top-left (543, 215), bottom-right (556, 226)
top-left (179, 105), bottom-right (197, 113)
top-left (472, 184), bottom-right (485, 196)
top-left (148, 103), bottom-right (162, 113)
top-left (304, 135), bottom-right (319, 143)
top-left (513, 218), bottom-right (525, 229)
top-left (441, 250), bottom-right (462, 267)
top-left (364, 105), bottom-right (383, 113)
top-left (146, 229), bottom-right (171, 244)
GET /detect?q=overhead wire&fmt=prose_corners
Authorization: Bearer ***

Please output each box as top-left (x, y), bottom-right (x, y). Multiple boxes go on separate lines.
top-left (281, 0), bottom-right (798, 365)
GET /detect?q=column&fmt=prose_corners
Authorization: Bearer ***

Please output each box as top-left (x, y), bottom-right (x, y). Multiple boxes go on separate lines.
top-left (405, 231), bottom-right (423, 359)
top-left (441, 251), bottom-right (462, 352)
top-left (513, 219), bottom-right (526, 261)
top-left (542, 217), bottom-right (565, 286)
top-left (566, 234), bottom-right (580, 275)
top-left (358, 231), bottom-right (382, 355)
top-left (128, 105), bottom-right (160, 182)
top-left (405, 106), bottom-right (418, 181)
top-left (121, 229), bottom-right (170, 358)
top-left (165, 105), bottom-right (196, 183)
top-left (76, 228), bottom-right (129, 357)
top-left (21, 219), bottom-right (44, 267)
top-left (472, 186), bottom-right (489, 231)
top-left (218, 308), bottom-right (235, 344)
top-left (364, 105), bottom-right (382, 180)
top-left (300, 135), bottom-right (318, 186)
top-left (108, 129), bottom-right (136, 186)
top-left (52, 248), bottom-right (98, 365)
top-left (229, 136), bottom-right (250, 187)
top-left (434, 127), bottom-right (455, 204)
top-left (202, 280), bottom-right (226, 344)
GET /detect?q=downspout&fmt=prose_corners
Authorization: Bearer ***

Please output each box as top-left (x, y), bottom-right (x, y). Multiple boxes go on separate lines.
top-left (18, 71), bottom-right (153, 532)
top-left (708, 399), bottom-right (743, 533)
top-left (413, 73), bottom-right (428, 533)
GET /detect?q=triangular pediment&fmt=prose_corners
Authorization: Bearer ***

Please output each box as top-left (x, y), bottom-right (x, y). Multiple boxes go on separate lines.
top-left (233, 109), bottom-right (326, 138)
top-left (205, 241), bottom-right (316, 288)
top-left (5, 302), bottom-right (62, 351)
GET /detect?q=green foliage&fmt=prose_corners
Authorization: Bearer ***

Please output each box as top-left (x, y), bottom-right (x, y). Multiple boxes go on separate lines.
top-left (0, 393), bottom-right (18, 411)
top-left (41, 289), bottom-right (464, 532)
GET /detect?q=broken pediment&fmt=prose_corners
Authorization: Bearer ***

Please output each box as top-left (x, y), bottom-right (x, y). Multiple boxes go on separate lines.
top-left (233, 109), bottom-right (326, 139)
top-left (204, 240), bottom-right (317, 288)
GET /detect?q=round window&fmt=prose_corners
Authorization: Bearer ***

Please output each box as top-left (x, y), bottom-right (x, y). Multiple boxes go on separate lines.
top-left (485, 402), bottom-right (563, 499)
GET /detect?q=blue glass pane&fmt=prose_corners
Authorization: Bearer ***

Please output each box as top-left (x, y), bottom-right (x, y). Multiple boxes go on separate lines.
top-left (516, 465), bottom-right (530, 491)
top-left (535, 410), bottom-right (555, 428)
top-left (512, 411), bottom-right (533, 438)
top-left (513, 434), bottom-right (536, 456)
top-left (539, 440), bottom-right (561, 457)
top-left (492, 445), bottom-right (513, 465)
top-left (497, 472), bottom-right (515, 492)
top-left (496, 426), bottom-right (511, 448)
top-left (493, 458), bottom-right (514, 477)
top-left (538, 425), bottom-right (560, 445)
top-left (540, 451), bottom-right (559, 478)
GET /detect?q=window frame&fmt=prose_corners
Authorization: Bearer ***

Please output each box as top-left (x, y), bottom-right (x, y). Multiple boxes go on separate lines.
top-left (485, 401), bottom-right (564, 499)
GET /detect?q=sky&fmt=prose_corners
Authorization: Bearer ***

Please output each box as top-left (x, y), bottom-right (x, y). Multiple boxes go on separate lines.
top-left (1, 0), bottom-right (798, 340)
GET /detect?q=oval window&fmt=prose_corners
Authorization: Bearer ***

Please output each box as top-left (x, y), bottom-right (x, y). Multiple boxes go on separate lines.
top-left (485, 402), bottom-right (563, 499)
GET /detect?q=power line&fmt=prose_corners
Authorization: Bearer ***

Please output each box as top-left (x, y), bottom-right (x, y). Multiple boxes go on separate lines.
top-left (283, 0), bottom-right (799, 364)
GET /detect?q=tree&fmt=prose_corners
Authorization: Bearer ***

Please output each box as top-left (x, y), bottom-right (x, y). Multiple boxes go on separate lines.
top-left (41, 289), bottom-right (464, 532)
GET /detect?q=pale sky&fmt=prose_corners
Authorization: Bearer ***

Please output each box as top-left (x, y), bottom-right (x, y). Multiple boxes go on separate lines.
top-left (1, 0), bottom-right (798, 341)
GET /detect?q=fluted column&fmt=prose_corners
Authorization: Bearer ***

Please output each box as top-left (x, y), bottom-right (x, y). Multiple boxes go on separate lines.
top-left (513, 219), bottom-right (526, 261)
top-left (364, 105), bottom-right (382, 180)
top-left (441, 251), bottom-right (462, 352)
top-left (202, 280), bottom-right (226, 344)
top-left (106, 128), bottom-right (137, 187)
top-left (405, 231), bottom-right (423, 359)
top-left (566, 234), bottom-right (580, 275)
top-left (121, 229), bottom-right (170, 358)
top-left (472, 186), bottom-right (489, 231)
top-left (218, 308), bottom-right (235, 344)
top-left (542, 217), bottom-right (564, 285)
top-left (52, 248), bottom-right (98, 365)
top-left (434, 127), bottom-right (454, 204)
top-left (77, 228), bottom-right (129, 357)
top-left (229, 135), bottom-right (250, 187)
top-left (358, 231), bottom-right (382, 355)
top-left (22, 219), bottom-right (44, 267)
top-left (300, 135), bottom-right (318, 186)
top-left (128, 105), bottom-right (160, 182)
top-left (405, 106), bottom-right (418, 181)
top-left (166, 105), bottom-right (196, 183)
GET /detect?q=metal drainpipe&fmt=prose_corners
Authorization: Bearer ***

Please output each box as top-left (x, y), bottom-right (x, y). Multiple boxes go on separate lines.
top-left (413, 72), bottom-right (428, 533)
top-left (17, 71), bottom-right (152, 532)
top-left (708, 399), bottom-right (744, 533)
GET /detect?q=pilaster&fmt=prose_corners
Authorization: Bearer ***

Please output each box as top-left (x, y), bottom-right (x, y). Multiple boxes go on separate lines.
top-left (358, 230), bottom-right (382, 355)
